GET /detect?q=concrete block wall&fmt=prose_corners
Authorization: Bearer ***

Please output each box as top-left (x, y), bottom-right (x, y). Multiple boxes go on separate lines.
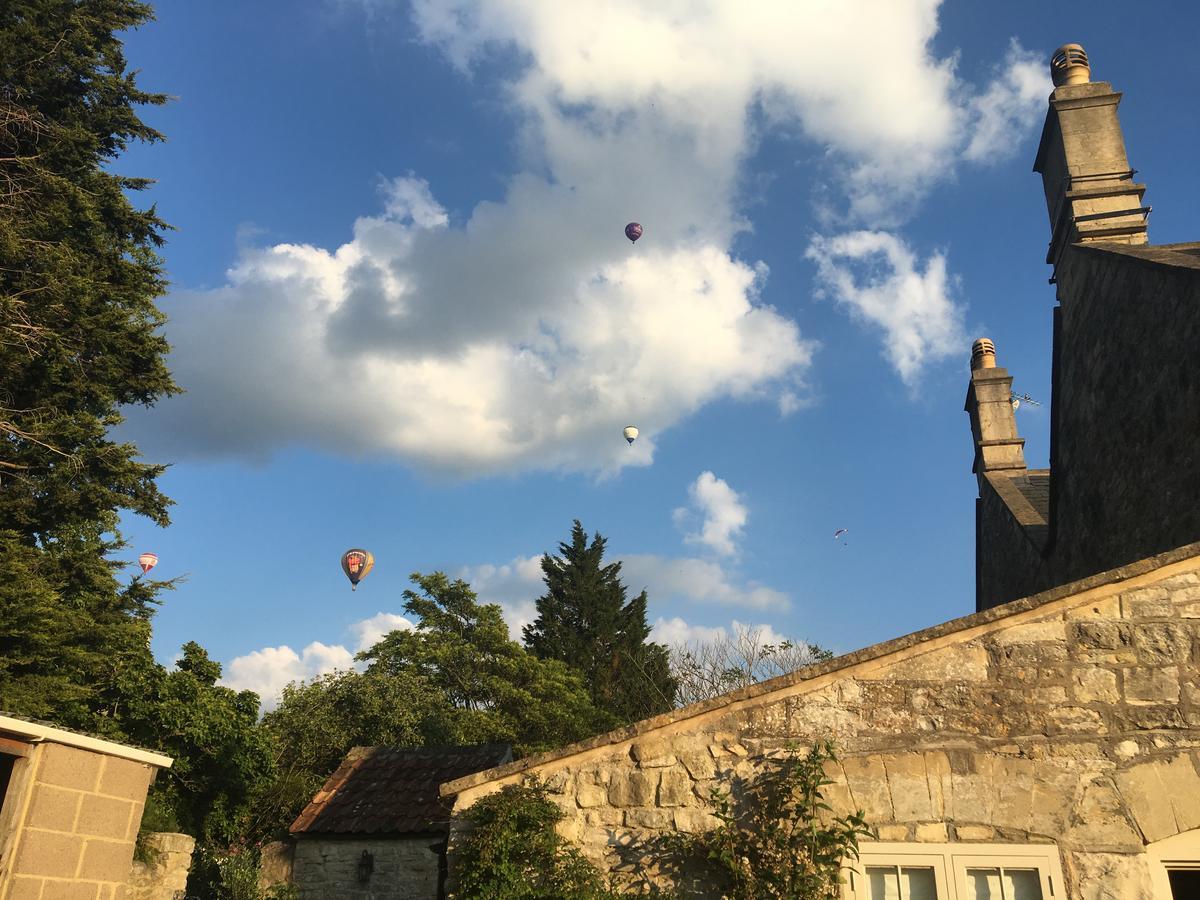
top-left (1, 742), bottom-right (156, 900)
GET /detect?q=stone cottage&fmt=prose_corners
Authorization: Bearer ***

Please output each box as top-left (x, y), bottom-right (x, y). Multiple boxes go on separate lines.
top-left (289, 744), bottom-right (511, 900)
top-left (0, 713), bottom-right (173, 900)
top-left (440, 45), bottom-right (1200, 900)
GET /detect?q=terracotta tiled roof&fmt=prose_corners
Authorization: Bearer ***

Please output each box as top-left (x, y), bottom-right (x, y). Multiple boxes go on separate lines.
top-left (290, 744), bottom-right (512, 837)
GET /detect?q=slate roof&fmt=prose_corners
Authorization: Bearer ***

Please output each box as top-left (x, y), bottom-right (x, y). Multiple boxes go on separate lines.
top-left (290, 744), bottom-right (512, 837)
top-left (1010, 471), bottom-right (1050, 523)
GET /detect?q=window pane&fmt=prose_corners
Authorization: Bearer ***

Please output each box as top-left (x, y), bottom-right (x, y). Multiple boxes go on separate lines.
top-left (867, 866), bottom-right (900, 900)
top-left (901, 867), bottom-right (938, 900)
top-left (965, 867), bottom-right (1043, 900)
top-left (865, 865), bottom-right (938, 899)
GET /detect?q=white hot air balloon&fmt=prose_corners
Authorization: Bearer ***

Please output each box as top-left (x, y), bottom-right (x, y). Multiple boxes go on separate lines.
top-left (623, 425), bottom-right (639, 445)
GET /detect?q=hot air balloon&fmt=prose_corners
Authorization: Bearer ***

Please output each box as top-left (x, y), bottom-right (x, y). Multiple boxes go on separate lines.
top-left (623, 425), bottom-right (639, 445)
top-left (138, 552), bottom-right (158, 574)
top-left (341, 549), bottom-right (375, 591)
top-left (624, 222), bottom-right (643, 243)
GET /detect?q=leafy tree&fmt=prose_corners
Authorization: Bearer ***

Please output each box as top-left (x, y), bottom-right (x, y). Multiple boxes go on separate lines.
top-left (359, 572), bottom-right (614, 755)
top-left (127, 644), bottom-right (274, 848)
top-left (524, 521), bottom-right (677, 724)
top-left (452, 782), bottom-right (616, 900)
top-left (0, 0), bottom-right (178, 730)
top-left (250, 669), bottom-right (453, 839)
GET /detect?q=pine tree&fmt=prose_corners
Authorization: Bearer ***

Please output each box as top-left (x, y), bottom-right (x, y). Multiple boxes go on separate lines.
top-left (0, 0), bottom-right (177, 731)
top-left (524, 521), bottom-right (677, 724)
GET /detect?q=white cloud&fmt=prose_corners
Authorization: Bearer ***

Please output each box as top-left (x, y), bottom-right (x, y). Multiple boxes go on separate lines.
top-left (128, 3), bottom-right (1046, 469)
top-left (673, 471), bottom-right (748, 557)
top-left (964, 40), bottom-right (1049, 164)
top-left (458, 555), bottom-right (545, 638)
top-left (650, 616), bottom-right (728, 647)
top-left (349, 612), bottom-right (415, 652)
top-left (221, 641), bottom-right (356, 710)
top-left (620, 554), bottom-right (789, 611)
top-left (805, 230), bottom-right (966, 387)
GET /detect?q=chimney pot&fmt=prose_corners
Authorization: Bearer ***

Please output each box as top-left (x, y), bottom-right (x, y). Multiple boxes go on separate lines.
top-left (1051, 43), bottom-right (1090, 86)
top-left (971, 338), bottom-right (997, 371)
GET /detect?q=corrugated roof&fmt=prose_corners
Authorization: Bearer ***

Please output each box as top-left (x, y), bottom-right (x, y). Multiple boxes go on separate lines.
top-left (290, 744), bottom-right (512, 837)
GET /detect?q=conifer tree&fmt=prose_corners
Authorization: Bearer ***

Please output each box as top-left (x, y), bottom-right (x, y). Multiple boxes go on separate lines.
top-left (524, 521), bottom-right (677, 723)
top-left (0, 0), bottom-right (178, 731)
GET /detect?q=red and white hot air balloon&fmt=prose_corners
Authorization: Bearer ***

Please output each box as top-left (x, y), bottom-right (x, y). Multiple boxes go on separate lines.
top-left (138, 552), bottom-right (158, 574)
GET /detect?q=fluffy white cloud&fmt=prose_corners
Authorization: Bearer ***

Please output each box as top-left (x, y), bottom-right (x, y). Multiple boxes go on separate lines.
top-left (651, 616), bottom-right (790, 648)
top-left (128, 3), bottom-right (1046, 471)
top-left (806, 230), bottom-right (966, 386)
top-left (348, 612), bottom-right (415, 652)
top-left (964, 40), bottom-right (1049, 164)
top-left (458, 556), bottom-right (544, 637)
top-left (221, 641), bottom-right (355, 710)
top-left (620, 554), bottom-right (789, 611)
top-left (673, 471), bottom-right (748, 557)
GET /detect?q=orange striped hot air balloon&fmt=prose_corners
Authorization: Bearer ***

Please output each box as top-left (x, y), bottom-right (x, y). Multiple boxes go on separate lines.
top-left (341, 549), bottom-right (375, 591)
top-left (138, 552), bottom-right (158, 574)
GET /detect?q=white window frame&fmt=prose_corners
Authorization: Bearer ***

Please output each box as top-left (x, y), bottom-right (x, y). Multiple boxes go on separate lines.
top-left (1146, 828), bottom-right (1200, 899)
top-left (843, 841), bottom-right (1065, 900)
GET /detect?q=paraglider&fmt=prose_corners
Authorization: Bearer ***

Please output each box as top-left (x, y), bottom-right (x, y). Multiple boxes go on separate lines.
top-left (623, 425), bottom-right (639, 445)
top-left (624, 222), bottom-right (643, 243)
top-left (138, 552), bottom-right (158, 574)
top-left (833, 528), bottom-right (848, 544)
top-left (341, 549), bottom-right (375, 591)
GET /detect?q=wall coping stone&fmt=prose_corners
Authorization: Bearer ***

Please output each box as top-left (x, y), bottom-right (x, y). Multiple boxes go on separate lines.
top-left (442, 539), bottom-right (1200, 798)
top-left (0, 714), bottom-right (173, 768)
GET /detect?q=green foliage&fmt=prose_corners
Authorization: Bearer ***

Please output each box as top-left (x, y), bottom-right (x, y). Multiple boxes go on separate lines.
top-left (359, 571), bottom-right (615, 755)
top-left (0, 0), bottom-right (179, 731)
top-left (252, 668), bottom-right (451, 838)
top-left (682, 742), bottom-right (869, 899)
top-left (453, 783), bottom-right (617, 900)
top-left (524, 521), bottom-right (677, 724)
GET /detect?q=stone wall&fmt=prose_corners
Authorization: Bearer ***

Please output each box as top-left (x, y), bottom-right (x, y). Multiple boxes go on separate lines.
top-left (292, 837), bottom-right (441, 900)
top-left (447, 548), bottom-right (1200, 898)
top-left (258, 840), bottom-right (294, 894)
top-left (1050, 242), bottom-right (1200, 588)
top-left (127, 833), bottom-right (194, 900)
top-left (975, 473), bottom-right (1052, 611)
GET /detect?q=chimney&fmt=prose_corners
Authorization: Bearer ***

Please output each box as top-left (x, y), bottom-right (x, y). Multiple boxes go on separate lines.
top-left (965, 338), bottom-right (1026, 475)
top-left (1033, 44), bottom-right (1149, 271)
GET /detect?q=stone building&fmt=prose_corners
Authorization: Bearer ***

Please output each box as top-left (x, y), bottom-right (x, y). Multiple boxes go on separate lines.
top-left (288, 744), bottom-right (510, 900)
top-left (0, 713), bottom-right (173, 900)
top-left (439, 45), bottom-right (1200, 900)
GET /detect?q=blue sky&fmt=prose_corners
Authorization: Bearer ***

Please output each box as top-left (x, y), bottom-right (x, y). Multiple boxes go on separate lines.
top-left (114, 1), bottom-right (1200, 706)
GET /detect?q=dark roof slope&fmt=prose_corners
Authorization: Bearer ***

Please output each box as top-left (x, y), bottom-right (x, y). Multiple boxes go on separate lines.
top-left (290, 744), bottom-right (512, 837)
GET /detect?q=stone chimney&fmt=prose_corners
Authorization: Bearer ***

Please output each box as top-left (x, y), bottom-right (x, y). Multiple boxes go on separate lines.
top-left (1033, 44), bottom-right (1149, 271)
top-left (965, 338), bottom-right (1026, 475)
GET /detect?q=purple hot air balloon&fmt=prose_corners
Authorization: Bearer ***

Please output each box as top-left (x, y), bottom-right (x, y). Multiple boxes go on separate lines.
top-left (625, 222), bottom-right (643, 243)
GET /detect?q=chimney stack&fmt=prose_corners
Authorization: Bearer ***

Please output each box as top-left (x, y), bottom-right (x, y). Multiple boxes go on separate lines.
top-left (1033, 44), bottom-right (1149, 271)
top-left (965, 339), bottom-right (1026, 475)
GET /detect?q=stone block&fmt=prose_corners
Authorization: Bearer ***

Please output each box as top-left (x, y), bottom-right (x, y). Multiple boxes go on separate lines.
top-left (38, 881), bottom-right (100, 900)
top-left (862, 646), bottom-right (989, 683)
top-left (26, 784), bottom-right (82, 832)
top-left (923, 752), bottom-right (951, 819)
top-left (1066, 850), bottom-right (1155, 900)
top-left (842, 756), bottom-right (893, 822)
top-left (1117, 754), bottom-right (1200, 842)
top-left (607, 770), bottom-right (657, 808)
top-left (677, 750), bottom-right (715, 780)
top-left (1071, 621), bottom-right (1132, 650)
top-left (953, 824), bottom-right (994, 841)
top-left (1031, 686), bottom-right (1068, 705)
top-left (542, 769), bottom-right (571, 793)
top-left (1065, 596), bottom-right (1120, 619)
top-left (77, 838), bottom-right (135, 882)
top-left (96, 758), bottom-right (153, 801)
top-left (625, 808), bottom-right (674, 830)
top-left (673, 808), bottom-right (719, 834)
top-left (993, 758), bottom-right (1035, 832)
top-left (13, 830), bottom-right (83, 877)
top-left (1121, 587), bottom-right (1173, 618)
top-left (630, 737), bottom-right (677, 768)
top-left (576, 783), bottom-right (608, 808)
top-left (1125, 666), bottom-right (1180, 703)
top-left (1072, 667), bottom-right (1119, 703)
top-left (990, 620), bottom-right (1067, 645)
top-left (657, 769), bottom-right (694, 807)
top-left (38, 745), bottom-right (102, 792)
top-left (875, 825), bottom-right (908, 841)
top-left (914, 822), bottom-right (947, 842)
top-left (584, 807), bottom-right (623, 827)
top-left (76, 794), bottom-right (134, 839)
top-left (1066, 777), bottom-right (1141, 851)
top-left (882, 754), bottom-right (932, 821)
top-left (1047, 705), bottom-right (1105, 734)
top-left (1134, 623), bottom-right (1192, 663)
top-left (1178, 602), bottom-right (1200, 618)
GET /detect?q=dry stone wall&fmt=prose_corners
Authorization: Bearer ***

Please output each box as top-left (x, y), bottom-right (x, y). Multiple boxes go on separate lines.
top-left (126, 833), bottom-right (194, 900)
top-left (449, 550), bottom-right (1200, 898)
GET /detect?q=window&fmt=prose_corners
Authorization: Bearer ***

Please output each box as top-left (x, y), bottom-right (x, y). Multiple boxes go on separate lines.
top-left (844, 843), bottom-right (1064, 900)
top-left (1146, 829), bottom-right (1200, 899)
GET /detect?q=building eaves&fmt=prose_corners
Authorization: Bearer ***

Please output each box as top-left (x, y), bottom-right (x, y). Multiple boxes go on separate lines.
top-left (0, 712), bottom-right (173, 768)
top-left (442, 539), bottom-right (1200, 798)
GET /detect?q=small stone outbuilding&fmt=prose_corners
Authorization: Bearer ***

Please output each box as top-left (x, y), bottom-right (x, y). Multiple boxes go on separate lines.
top-left (0, 714), bottom-right (172, 900)
top-left (289, 744), bottom-right (511, 900)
